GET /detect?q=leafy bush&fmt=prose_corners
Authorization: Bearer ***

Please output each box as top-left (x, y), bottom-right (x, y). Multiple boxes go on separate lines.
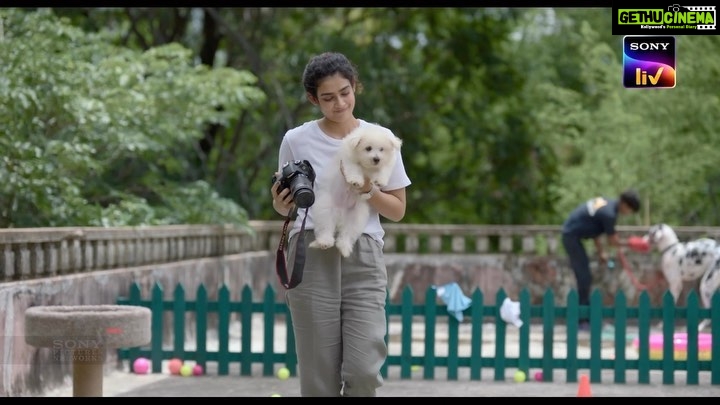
top-left (0, 9), bottom-right (265, 227)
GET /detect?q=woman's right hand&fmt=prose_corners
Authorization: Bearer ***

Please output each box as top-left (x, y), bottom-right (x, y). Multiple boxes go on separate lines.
top-left (271, 173), bottom-right (296, 217)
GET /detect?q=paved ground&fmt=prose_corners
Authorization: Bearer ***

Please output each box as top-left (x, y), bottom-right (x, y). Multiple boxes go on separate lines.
top-left (40, 366), bottom-right (720, 397)
top-left (37, 320), bottom-right (720, 397)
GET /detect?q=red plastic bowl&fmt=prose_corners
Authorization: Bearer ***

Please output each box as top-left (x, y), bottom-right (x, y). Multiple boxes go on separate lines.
top-left (628, 236), bottom-right (650, 253)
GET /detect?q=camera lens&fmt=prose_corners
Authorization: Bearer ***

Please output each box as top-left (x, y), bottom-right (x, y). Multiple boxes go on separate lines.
top-left (294, 188), bottom-right (315, 209)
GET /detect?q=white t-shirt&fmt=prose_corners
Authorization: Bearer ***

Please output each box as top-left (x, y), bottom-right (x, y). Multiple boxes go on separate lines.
top-left (277, 119), bottom-right (412, 246)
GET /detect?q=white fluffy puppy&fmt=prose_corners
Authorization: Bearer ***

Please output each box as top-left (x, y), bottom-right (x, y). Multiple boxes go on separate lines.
top-left (309, 125), bottom-right (403, 257)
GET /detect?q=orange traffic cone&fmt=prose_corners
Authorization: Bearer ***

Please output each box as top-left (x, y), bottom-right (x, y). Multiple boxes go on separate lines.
top-left (577, 374), bottom-right (592, 397)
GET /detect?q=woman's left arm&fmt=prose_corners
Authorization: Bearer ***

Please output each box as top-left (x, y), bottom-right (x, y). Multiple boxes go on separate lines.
top-left (366, 186), bottom-right (406, 222)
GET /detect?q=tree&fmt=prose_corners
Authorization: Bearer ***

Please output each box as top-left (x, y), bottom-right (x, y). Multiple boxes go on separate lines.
top-left (0, 8), bottom-right (265, 227)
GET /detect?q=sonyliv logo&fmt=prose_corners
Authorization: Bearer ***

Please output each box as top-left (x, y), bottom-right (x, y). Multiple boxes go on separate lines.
top-left (51, 336), bottom-right (108, 363)
top-left (623, 36), bottom-right (677, 89)
top-left (613, 4), bottom-right (715, 35)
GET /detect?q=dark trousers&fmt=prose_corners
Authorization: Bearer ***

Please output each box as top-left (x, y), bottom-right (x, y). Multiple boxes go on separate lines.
top-left (562, 233), bottom-right (591, 321)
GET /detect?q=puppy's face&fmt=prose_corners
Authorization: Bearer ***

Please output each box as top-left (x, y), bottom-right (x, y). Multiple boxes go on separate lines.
top-left (644, 223), bottom-right (670, 246)
top-left (349, 129), bottom-right (402, 170)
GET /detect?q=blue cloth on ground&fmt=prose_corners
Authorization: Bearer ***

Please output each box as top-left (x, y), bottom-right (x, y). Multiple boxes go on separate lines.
top-left (434, 282), bottom-right (472, 322)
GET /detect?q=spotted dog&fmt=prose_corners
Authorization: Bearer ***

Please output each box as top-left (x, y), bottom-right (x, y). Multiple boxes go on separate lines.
top-left (644, 223), bottom-right (720, 330)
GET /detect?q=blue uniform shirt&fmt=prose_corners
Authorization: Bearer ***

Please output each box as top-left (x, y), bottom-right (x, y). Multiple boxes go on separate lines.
top-left (562, 197), bottom-right (619, 239)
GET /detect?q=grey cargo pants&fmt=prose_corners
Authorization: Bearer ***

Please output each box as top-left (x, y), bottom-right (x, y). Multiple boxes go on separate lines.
top-left (285, 230), bottom-right (388, 397)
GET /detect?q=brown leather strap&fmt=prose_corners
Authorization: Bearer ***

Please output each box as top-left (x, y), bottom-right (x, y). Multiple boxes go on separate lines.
top-left (276, 208), bottom-right (309, 289)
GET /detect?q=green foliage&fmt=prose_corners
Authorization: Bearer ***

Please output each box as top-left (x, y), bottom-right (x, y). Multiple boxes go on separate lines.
top-left (3, 8), bottom-right (719, 228)
top-left (0, 9), bottom-right (264, 227)
top-left (97, 181), bottom-right (249, 227)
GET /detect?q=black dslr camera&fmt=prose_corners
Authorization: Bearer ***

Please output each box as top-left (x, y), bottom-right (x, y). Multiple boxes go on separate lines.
top-left (272, 160), bottom-right (316, 209)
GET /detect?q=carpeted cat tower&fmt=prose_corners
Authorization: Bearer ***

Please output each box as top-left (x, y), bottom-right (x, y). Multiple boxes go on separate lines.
top-left (25, 305), bottom-right (151, 397)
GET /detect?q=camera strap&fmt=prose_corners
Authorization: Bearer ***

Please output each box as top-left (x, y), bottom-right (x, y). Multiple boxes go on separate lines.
top-left (275, 208), bottom-right (309, 290)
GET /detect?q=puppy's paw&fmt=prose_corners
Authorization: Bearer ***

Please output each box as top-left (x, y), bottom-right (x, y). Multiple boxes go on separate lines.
top-left (309, 237), bottom-right (334, 250)
top-left (336, 239), bottom-right (354, 258)
top-left (373, 179), bottom-right (386, 188)
top-left (344, 174), bottom-right (365, 189)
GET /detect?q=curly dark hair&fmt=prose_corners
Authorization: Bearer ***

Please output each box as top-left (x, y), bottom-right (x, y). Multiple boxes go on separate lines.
top-left (620, 189), bottom-right (641, 213)
top-left (302, 52), bottom-right (363, 98)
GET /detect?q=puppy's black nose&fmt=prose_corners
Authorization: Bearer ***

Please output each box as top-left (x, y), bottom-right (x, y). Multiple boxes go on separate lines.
top-left (373, 157), bottom-right (380, 164)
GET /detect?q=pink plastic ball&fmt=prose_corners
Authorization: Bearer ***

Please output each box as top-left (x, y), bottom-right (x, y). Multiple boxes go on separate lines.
top-left (133, 357), bottom-right (150, 374)
top-left (534, 371), bottom-right (543, 382)
top-left (168, 358), bottom-right (183, 375)
top-left (192, 364), bottom-right (204, 376)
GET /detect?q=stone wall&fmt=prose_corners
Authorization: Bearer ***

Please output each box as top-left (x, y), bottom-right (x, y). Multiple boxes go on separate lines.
top-left (0, 251), bottom-right (273, 397)
top-left (385, 252), bottom-right (697, 308)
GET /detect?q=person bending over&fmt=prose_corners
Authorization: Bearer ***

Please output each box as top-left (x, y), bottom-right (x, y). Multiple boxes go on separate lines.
top-left (561, 189), bottom-right (641, 329)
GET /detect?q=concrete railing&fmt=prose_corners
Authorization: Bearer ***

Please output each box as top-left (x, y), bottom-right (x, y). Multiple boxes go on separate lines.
top-left (247, 221), bottom-right (720, 256)
top-left (3, 221), bottom-right (720, 282)
top-left (0, 225), bottom-right (255, 282)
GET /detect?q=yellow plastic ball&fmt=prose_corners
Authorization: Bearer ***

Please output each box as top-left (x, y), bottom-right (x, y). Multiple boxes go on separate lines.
top-left (514, 370), bottom-right (526, 383)
top-left (277, 367), bottom-right (290, 380)
top-left (180, 364), bottom-right (193, 377)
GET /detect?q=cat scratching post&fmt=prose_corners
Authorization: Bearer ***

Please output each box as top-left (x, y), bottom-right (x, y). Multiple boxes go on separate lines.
top-left (25, 305), bottom-right (151, 397)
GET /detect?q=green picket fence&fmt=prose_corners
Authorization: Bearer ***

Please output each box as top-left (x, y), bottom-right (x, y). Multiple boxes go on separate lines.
top-left (117, 282), bottom-right (720, 385)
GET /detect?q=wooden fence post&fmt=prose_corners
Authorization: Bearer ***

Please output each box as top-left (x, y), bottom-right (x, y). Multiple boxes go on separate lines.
top-left (262, 286), bottom-right (276, 377)
top-left (493, 289), bottom-right (508, 381)
top-left (469, 288), bottom-right (484, 381)
top-left (541, 288), bottom-right (555, 382)
top-left (613, 290), bottom-right (628, 384)
top-left (150, 283), bottom-right (163, 374)
top-left (400, 286), bottom-right (414, 379)
top-left (172, 284), bottom-right (186, 360)
top-left (195, 284), bottom-right (208, 373)
top-left (217, 285), bottom-right (230, 376)
top-left (423, 286), bottom-right (437, 380)
top-left (239, 285), bottom-right (253, 376)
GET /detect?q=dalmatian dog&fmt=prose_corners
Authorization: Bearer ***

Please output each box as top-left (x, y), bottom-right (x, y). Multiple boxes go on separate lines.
top-left (644, 223), bottom-right (720, 330)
